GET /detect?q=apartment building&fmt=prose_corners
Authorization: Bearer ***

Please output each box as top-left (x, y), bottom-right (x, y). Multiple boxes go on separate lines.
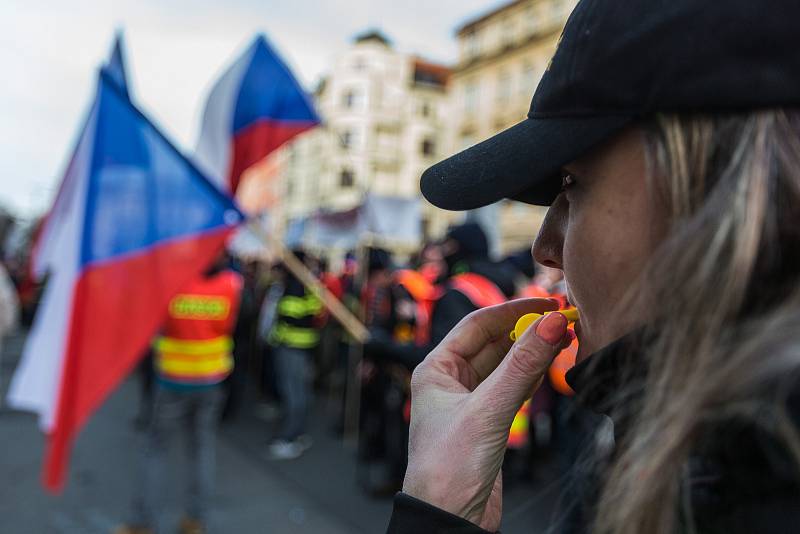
top-left (279, 31), bottom-right (453, 245)
top-left (448, 0), bottom-right (577, 254)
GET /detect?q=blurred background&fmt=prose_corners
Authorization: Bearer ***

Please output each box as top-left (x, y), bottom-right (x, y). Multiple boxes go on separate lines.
top-left (0, 1), bottom-right (598, 533)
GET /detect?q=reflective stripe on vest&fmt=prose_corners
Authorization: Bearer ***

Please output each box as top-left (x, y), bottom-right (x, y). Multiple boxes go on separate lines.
top-left (507, 399), bottom-right (531, 449)
top-left (450, 273), bottom-right (506, 309)
top-left (271, 322), bottom-right (320, 349)
top-left (277, 294), bottom-right (323, 319)
top-left (155, 335), bottom-right (233, 384)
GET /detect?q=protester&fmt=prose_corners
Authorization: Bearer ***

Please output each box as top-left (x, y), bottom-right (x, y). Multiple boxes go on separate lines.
top-left (430, 222), bottom-right (515, 345)
top-left (357, 247), bottom-right (404, 493)
top-left (315, 257), bottom-right (345, 396)
top-left (266, 250), bottom-right (323, 460)
top-left (223, 258), bottom-right (260, 421)
top-left (254, 261), bottom-right (286, 417)
top-left (116, 254), bottom-right (243, 534)
top-left (388, 1), bottom-right (800, 532)
top-left (132, 349), bottom-right (155, 429)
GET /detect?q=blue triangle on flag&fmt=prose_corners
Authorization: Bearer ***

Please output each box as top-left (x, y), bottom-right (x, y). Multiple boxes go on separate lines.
top-left (103, 31), bottom-right (130, 99)
top-left (232, 34), bottom-right (320, 132)
top-left (81, 71), bottom-right (244, 267)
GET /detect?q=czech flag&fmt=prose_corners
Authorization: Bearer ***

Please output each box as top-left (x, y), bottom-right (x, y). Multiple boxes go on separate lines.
top-left (29, 31), bottom-right (132, 282)
top-left (7, 69), bottom-right (245, 492)
top-left (194, 34), bottom-right (320, 195)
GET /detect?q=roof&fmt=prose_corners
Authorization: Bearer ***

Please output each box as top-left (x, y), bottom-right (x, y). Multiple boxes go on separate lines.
top-left (353, 29), bottom-right (393, 47)
top-left (412, 58), bottom-right (452, 87)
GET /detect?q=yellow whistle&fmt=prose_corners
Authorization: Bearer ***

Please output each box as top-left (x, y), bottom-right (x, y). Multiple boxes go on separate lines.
top-left (510, 309), bottom-right (580, 341)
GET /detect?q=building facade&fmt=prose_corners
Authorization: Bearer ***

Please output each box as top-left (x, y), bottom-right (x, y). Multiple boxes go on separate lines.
top-left (447, 0), bottom-right (577, 255)
top-left (279, 31), bottom-right (454, 246)
top-left (269, 2), bottom-right (577, 256)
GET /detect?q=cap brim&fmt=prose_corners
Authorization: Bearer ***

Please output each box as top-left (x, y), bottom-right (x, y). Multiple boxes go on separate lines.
top-left (421, 115), bottom-right (632, 210)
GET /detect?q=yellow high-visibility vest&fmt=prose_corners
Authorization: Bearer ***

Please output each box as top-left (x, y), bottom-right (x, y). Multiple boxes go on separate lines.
top-left (155, 335), bottom-right (234, 384)
top-left (155, 270), bottom-right (242, 386)
top-left (270, 322), bottom-right (320, 349)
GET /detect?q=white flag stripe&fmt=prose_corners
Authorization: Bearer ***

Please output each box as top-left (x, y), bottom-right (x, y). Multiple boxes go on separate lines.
top-left (193, 43), bottom-right (254, 193)
top-left (7, 102), bottom-right (96, 431)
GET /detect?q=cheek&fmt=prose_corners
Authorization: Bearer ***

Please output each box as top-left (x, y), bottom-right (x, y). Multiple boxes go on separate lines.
top-left (563, 224), bottom-right (619, 346)
top-left (563, 202), bottom-right (652, 355)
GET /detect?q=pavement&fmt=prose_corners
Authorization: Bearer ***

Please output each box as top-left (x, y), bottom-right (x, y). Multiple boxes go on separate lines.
top-left (0, 330), bottom-right (565, 534)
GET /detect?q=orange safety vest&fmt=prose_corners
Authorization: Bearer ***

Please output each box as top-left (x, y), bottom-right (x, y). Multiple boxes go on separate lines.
top-left (518, 283), bottom-right (551, 300)
top-left (155, 270), bottom-right (243, 387)
top-left (549, 334), bottom-right (578, 396)
top-left (449, 272), bottom-right (507, 309)
top-left (395, 269), bottom-right (441, 346)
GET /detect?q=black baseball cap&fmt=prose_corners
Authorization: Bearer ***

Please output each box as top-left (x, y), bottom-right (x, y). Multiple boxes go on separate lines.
top-left (421, 0), bottom-right (800, 210)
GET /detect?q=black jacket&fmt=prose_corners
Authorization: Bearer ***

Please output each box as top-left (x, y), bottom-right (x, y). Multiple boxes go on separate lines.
top-left (386, 332), bottom-right (800, 533)
top-left (366, 260), bottom-right (517, 371)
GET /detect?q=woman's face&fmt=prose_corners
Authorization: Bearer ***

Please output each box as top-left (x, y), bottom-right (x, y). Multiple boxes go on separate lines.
top-left (533, 127), bottom-right (666, 362)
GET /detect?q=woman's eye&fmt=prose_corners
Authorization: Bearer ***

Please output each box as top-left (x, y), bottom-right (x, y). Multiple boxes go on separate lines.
top-left (561, 172), bottom-right (576, 191)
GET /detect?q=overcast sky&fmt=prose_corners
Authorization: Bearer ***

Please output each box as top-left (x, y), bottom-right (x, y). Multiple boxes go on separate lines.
top-left (0, 0), bottom-right (506, 219)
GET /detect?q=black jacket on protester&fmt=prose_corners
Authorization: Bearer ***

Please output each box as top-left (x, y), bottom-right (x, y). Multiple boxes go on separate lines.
top-left (386, 330), bottom-right (800, 534)
top-left (365, 259), bottom-right (517, 371)
top-left (430, 259), bottom-right (517, 347)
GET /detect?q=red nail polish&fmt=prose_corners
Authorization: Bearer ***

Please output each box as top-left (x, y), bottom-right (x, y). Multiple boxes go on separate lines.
top-left (535, 312), bottom-right (568, 344)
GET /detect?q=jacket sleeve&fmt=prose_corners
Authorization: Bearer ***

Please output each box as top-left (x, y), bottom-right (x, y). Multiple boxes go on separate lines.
top-left (430, 289), bottom-right (478, 347)
top-left (387, 493), bottom-right (494, 534)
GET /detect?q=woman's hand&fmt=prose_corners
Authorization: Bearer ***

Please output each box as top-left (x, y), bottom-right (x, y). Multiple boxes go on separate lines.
top-left (402, 298), bottom-right (573, 531)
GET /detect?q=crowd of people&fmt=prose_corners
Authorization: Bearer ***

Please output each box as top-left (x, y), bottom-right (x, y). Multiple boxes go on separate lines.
top-left (103, 220), bottom-right (584, 533)
top-left (0, 218), bottom-right (586, 534)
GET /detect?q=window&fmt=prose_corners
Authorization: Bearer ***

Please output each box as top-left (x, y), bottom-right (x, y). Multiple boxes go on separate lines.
top-left (526, 4), bottom-right (539, 34)
top-left (465, 80), bottom-right (479, 114)
top-left (421, 138), bottom-right (436, 157)
top-left (419, 100), bottom-right (433, 118)
top-left (340, 168), bottom-right (355, 188)
top-left (353, 56), bottom-right (366, 71)
top-left (340, 129), bottom-right (357, 150)
top-left (501, 18), bottom-right (515, 48)
top-left (342, 89), bottom-right (363, 110)
top-left (521, 61), bottom-right (538, 96)
top-left (497, 70), bottom-right (512, 103)
top-left (465, 30), bottom-right (481, 59)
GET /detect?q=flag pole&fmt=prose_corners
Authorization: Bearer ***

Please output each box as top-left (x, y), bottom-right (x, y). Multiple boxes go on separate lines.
top-left (343, 234), bottom-right (372, 448)
top-left (246, 220), bottom-right (369, 344)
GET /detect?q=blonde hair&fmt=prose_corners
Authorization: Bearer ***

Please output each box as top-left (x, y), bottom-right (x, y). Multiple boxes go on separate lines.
top-left (593, 110), bottom-right (800, 533)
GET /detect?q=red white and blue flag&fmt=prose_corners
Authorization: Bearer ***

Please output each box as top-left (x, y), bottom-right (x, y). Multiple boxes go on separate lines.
top-left (29, 31), bottom-right (132, 282)
top-left (194, 34), bottom-right (320, 195)
top-left (7, 67), bottom-right (244, 491)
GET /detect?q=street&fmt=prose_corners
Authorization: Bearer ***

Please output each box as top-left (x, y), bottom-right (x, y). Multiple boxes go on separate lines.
top-left (1, 331), bottom-right (563, 534)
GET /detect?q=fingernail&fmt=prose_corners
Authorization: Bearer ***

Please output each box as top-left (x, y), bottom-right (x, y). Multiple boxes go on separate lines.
top-left (536, 312), bottom-right (568, 344)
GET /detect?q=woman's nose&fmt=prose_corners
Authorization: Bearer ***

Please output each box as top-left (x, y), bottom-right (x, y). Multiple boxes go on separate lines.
top-left (532, 195), bottom-right (567, 270)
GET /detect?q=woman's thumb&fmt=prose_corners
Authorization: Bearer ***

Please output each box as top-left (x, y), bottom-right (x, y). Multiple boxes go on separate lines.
top-left (474, 312), bottom-right (569, 420)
